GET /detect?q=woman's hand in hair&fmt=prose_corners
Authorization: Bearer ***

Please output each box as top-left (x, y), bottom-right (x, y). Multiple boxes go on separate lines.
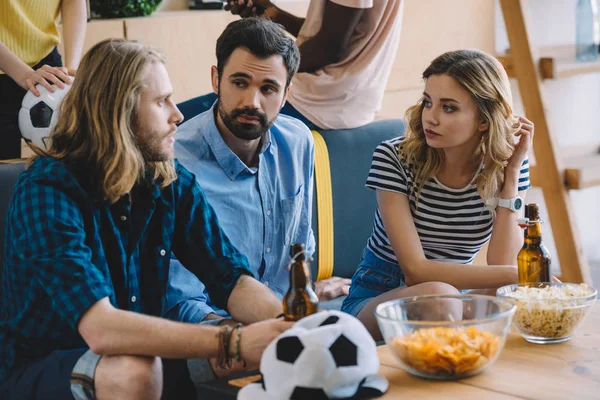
top-left (22, 65), bottom-right (73, 97)
top-left (225, 0), bottom-right (272, 18)
top-left (507, 116), bottom-right (534, 172)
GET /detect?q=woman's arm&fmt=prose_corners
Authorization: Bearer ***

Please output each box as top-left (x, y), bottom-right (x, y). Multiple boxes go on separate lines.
top-left (377, 190), bottom-right (517, 290)
top-left (0, 40), bottom-right (72, 95)
top-left (486, 186), bottom-right (527, 265)
top-left (487, 116), bottom-right (534, 265)
top-left (0, 40), bottom-right (35, 87)
top-left (61, 0), bottom-right (87, 72)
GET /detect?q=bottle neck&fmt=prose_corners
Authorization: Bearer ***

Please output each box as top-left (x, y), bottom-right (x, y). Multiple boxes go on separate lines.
top-left (524, 223), bottom-right (542, 245)
top-left (290, 261), bottom-right (310, 288)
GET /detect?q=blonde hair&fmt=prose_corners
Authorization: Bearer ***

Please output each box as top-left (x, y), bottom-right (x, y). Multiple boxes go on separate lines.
top-left (30, 39), bottom-right (177, 203)
top-left (400, 49), bottom-right (519, 205)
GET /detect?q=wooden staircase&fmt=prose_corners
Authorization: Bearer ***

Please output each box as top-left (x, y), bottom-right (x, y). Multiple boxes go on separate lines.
top-left (498, 0), bottom-right (599, 284)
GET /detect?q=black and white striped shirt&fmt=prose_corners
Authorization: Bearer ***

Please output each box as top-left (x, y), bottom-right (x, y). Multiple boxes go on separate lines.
top-left (365, 137), bottom-right (531, 264)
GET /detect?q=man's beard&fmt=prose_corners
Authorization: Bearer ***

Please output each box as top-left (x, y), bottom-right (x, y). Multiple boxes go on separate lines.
top-left (137, 129), bottom-right (173, 162)
top-left (218, 99), bottom-right (275, 141)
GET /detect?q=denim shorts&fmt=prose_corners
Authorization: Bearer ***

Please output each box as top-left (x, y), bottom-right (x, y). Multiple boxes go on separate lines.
top-left (341, 248), bottom-right (406, 317)
top-left (1, 318), bottom-right (223, 400)
top-left (1, 348), bottom-right (99, 400)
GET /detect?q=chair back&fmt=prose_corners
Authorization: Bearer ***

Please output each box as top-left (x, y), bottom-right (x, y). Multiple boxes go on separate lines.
top-left (0, 162), bottom-right (27, 278)
top-left (310, 121), bottom-right (405, 280)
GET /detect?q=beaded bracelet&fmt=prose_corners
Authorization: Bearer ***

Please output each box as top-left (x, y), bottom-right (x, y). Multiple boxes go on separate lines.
top-left (217, 325), bottom-right (234, 370)
top-left (232, 323), bottom-right (246, 367)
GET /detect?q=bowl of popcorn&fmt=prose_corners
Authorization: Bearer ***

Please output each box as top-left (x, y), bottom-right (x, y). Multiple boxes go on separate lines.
top-left (497, 282), bottom-right (597, 344)
top-left (375, 295), bottom-right (516, 380)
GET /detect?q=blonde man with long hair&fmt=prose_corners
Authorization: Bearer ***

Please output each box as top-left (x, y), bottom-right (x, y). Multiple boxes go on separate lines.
top-left (0, 38), bottom-right (292, 400)
top-left (341, 49), bottom-right (533, 339)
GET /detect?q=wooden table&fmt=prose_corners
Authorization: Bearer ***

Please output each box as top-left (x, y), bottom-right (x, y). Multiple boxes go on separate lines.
top-left (196, 305), bottom-right (600, 399)
top-left (377, 304), bottom-right (600, 399)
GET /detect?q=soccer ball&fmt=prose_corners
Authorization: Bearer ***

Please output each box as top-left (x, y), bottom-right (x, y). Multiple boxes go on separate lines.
top-left (18, 82), bottom-right (72, 149)
top-left (238, 311), bottom-right (388, 400)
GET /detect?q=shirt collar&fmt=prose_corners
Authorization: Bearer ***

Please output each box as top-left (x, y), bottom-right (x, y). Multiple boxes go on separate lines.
top-left (203, 103), bottom-right (273, 180)
top-left (140, 166), bottom-right (163, 200)
top-left (67, 159), bottom-right (162, 204)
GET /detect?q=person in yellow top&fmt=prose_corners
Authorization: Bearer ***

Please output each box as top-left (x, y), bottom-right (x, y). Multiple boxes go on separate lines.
top-left (0, 0), bottom-right (87, 160)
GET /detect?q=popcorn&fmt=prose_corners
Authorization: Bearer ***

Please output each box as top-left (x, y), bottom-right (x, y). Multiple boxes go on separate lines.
top-left (506, 283), bottom-right (592, 303)
top-left (504, 284), bottom-right (595, 339)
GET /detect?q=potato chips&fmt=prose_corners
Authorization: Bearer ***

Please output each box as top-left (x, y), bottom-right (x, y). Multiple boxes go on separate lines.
top-left (390, 326), bottom-right (499, 377)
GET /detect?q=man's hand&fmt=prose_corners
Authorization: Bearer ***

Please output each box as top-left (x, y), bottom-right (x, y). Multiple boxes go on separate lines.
top-left (314, 276), bottom-right (351, 302)
top-left (203, 313), bottom-right (225, 321)
top-left (224, 0), bottom-right (273, 18)
top-left (238, 319), bottom-right (293, 367)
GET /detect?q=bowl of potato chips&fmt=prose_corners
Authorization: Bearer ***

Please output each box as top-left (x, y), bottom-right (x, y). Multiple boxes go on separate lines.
top-left (375, 295), bottom-right (516, 380)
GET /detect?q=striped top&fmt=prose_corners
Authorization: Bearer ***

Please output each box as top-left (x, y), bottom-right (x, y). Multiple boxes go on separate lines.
top-left (365, 137), bottom-right (531, 264)
top-left (0, 0), bottom-right (61, 74)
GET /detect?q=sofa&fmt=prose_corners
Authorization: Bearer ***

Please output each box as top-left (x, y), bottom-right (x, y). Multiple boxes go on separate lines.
top-left (177, 97), bottom-right (405, 285)
top-left (0, 100), bottom-right (405, 309)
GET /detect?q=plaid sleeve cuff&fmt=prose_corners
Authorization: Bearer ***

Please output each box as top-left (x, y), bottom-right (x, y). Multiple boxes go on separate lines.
top-left (207, 262), bottom-right (255, 311)
top-left (164, 300), bottom-right (217, 324)
top-left (42, 267), bottom-right (114, 331)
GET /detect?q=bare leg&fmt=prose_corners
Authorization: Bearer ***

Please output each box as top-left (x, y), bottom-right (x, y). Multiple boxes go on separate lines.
top-left (356, 282), bottom-right (460, 341)
top-left (95, 355), bottom-right (162, 400)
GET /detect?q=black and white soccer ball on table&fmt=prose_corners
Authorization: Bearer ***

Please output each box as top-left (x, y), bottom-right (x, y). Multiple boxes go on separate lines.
top-left (238, 310), bottom-right (388, 400)
top-left (18, 82), bottom-right (72, 149)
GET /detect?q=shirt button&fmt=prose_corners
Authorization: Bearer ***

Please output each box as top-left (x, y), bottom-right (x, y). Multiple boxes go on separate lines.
top-left (160, 249), bottom-right (166, 256)
top-left (266, 210), bottom-right (271, 216)
top-left (120, 215), bottom-right (127, 221)
top-left (266, 247), bottom-right (271, 253)
top-left (264, 282), bottom-right (269, 287)
top-left (131, 296), bottom-right (137, 303)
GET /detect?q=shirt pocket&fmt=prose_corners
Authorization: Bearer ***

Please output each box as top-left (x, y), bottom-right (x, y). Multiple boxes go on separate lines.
top-left (357, 267), bottom-right (403, 292)
top-left (279, 184), bottom-right (304, 247)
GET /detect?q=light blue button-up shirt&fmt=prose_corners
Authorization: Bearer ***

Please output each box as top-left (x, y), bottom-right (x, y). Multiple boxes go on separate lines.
top-left (164, 105), bottom-right (315, 322)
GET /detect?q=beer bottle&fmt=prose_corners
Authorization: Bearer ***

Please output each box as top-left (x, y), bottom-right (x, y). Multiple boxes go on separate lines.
top-left (517, 204), bottom-right (551, 284)
top-left (283, 243), bottom-right (319, 321)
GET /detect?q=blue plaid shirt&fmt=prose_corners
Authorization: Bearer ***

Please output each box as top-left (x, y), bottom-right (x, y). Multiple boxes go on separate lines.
top-left (0, 156), bottom-right (253, 381)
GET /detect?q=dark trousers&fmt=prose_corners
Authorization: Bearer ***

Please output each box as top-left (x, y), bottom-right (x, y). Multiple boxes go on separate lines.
top-left (0, 48), bottom-right (62, 160)
top-left (0, 349), bottom-right (196, 399)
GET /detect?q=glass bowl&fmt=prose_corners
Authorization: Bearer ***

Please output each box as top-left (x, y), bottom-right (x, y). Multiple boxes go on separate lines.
top-left (375, 294), bottom-right (516, 380)
top-left (496, 282), bottom-right (597, 344)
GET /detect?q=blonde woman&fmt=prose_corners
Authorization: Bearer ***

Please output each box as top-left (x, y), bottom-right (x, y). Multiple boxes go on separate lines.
top-left (341, 50), bottom-right (532, 338)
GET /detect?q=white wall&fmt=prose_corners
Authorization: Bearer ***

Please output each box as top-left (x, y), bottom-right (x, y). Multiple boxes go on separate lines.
top-left (157, 0), bottom-right (187, 11)
top-left (496, 0), bottom-right (600, 264)
top-left (155, 0), bottom-right (600, 264)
